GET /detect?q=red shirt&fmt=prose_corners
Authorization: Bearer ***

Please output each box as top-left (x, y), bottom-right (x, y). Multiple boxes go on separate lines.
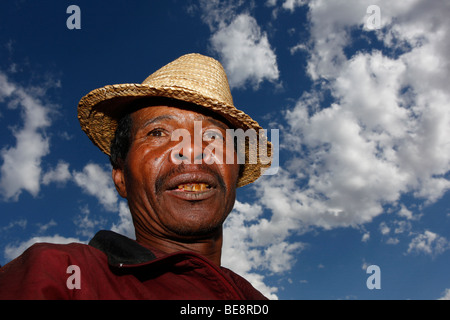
top-left (0, 230), bottom-right (267, 300)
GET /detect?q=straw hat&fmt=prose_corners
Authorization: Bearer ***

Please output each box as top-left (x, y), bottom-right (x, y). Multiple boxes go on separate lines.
top-left (78, 53), bottom-right (271, 187)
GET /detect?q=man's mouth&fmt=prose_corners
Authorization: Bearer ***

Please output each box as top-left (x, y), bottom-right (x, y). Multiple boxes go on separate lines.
top-left (156, 168), bottom-right (225, 201)
top-left (176, 183), bottom-right (211, 192)
top-left (167, 181), bottom-right (216, 201)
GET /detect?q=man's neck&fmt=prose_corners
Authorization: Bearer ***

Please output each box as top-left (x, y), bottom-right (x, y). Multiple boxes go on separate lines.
top-left (135, 229), bottom-right (223, 266)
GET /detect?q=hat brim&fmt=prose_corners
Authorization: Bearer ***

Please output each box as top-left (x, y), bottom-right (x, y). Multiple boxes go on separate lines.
top-left (78, 83), bottom-right (272, 188)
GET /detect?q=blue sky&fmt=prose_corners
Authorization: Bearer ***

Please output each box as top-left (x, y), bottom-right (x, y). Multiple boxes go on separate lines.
top-left (1, 0), bottom-right (449, 300)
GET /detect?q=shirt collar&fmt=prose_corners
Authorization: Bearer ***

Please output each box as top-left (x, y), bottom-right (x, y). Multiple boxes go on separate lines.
top-left (88, 230), bottom-right (156, 266)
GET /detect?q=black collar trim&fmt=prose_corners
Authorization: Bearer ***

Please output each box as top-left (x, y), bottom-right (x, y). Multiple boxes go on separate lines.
top-left (88, 230), bottom-right (156, 266)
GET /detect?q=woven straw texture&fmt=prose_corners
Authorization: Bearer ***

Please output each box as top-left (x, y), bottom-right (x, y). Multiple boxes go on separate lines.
top-left (78, 53), bottom-right (272, 187)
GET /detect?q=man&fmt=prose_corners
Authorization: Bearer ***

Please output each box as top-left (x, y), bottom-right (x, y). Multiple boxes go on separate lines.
top-left (0, 54), bottom-right (272, 299)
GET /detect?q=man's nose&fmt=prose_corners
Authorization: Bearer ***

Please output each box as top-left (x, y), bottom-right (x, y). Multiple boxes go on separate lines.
top-left (170, 133), bottom-right (212, 165)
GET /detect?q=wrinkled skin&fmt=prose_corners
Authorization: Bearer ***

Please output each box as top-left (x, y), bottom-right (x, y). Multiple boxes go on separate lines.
top-left (112, 103), bottom-right (240, 265)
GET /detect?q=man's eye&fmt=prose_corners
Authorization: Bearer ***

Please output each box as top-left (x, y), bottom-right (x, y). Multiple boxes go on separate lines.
top-left (203, 130), bottom-right (223, 141)
top-left (148, 129), bottom-right (167, 137)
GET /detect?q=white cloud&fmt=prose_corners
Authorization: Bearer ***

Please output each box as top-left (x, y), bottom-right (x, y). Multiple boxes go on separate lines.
top-left (72, 163), bottom-right (119, 212)
top-left (281, 0), bottom-right (307, 12)
top-left (197, 0), bottom-right (248, 31)
top-left (71, 164), bottom-right (134, 238)
top-left (379, 222), bottom-right (390, 235)
top-left (42, 161), bottom-right (71, 185)
top-left (73, 205), bottom-right (107, 238)
top-left (386, 237), bottom-right (399, 245)
top-left (398, 205), bottom-right (414, 220)
top-left (361, 260), bottom-right (370, 271)
top-left (222, 199), bottom-right (305, 299)
top-left (210, 13), bottom-right (280, 89)
top-left (265, 0), bottom-right (307, 13)
top-left (198, 0), bottom-right (280, 89)
top-left (41, 160), bottom-right (132, 237)
top-left (439, 288), bottom-right (450, 300)
top-left (36, 219), bottom-right (57, 234)
top-left (0, 73), bottom-right (15, 98)
top-left (219, 2), bottom-right (450, 296)
top-left (261, 0), bottom-right (450, 231)
top-left (110, 201), bottom-right (135, 239)
top-left (0, 72), bottom-right (53, 201)
top-left (393, 220), bottom-right (412, 235)
top-left (1, 219), bottom-right (27, 231)
top-left (407, 230), bottom-right (449, 256)
top-left (1, 159), bottom-right (134, 263)
top-left (361, 232), bottom-right (370, 242)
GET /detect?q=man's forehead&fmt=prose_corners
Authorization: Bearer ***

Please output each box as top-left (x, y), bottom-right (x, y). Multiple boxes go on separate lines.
top-left (132, 105), bottom-right (231, 129)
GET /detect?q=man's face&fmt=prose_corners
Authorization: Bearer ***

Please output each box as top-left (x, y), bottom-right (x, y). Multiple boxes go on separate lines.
top-left (113, 104), bottom-right (240, 241)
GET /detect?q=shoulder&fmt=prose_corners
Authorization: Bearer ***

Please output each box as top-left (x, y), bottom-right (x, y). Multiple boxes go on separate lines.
top-left (4, 241), bottom-right (104, 268)
top-left (0, 241), bottom-right (106, 299)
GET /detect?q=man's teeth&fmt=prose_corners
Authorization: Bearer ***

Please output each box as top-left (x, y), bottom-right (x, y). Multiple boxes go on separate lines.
top-left (177, 183), bottom-right (210, 192)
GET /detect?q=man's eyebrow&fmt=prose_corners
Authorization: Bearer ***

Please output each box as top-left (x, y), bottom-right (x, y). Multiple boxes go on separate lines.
top-left (141, 115), bottom-right (177, 128)
top-left (199, 116), bottom-right (230, 130)
top-left (140, 114), bottom-right (230, 130)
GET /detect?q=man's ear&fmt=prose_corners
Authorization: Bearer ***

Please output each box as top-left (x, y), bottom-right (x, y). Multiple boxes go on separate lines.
top-left (112, 166), bottom-right (127, 198)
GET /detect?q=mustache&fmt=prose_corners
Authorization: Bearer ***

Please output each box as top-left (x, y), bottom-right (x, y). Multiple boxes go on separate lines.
top-left (155, 163), bottom-right (226, 194)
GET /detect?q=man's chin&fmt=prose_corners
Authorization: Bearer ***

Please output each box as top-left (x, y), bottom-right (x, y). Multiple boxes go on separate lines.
top-left (161, 206), bottom-right (227, 239)
top-left (164, 220), bottom-right (223, 240)
top-left (155, 189), bottom-right (232, 239)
